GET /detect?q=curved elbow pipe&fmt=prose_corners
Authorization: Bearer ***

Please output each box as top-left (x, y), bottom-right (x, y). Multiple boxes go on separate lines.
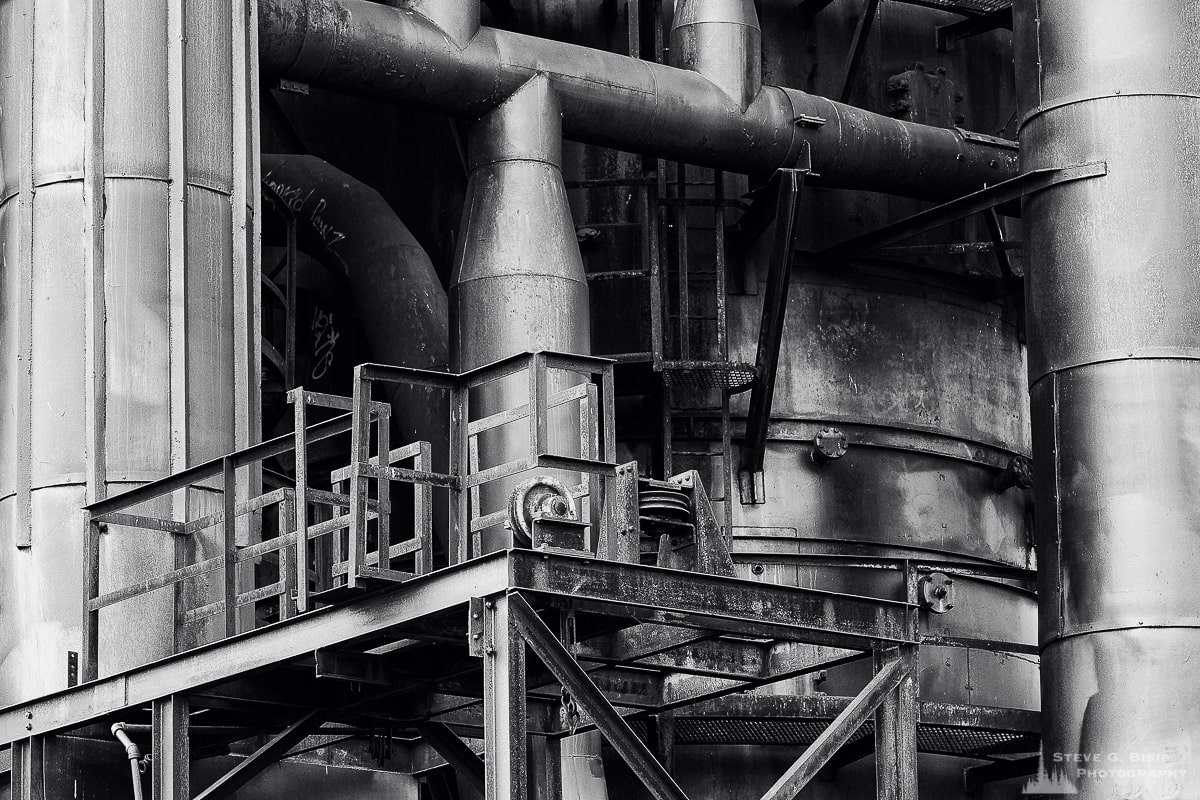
top-left (261, 155), bottom-right (450, 459)
top-left (257, 0), bottom-right (1016, 200)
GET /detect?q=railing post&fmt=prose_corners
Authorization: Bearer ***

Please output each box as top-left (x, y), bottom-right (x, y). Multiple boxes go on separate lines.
top-left (450, 384), bottom-right (470, 565)
top-left (82, 515), bottom-right (101, 681)
top-left (375, 406), bottom-right (392, 571)
top-left (279, 489), bottom-right (297, 621)
top-left (530, 353), bottom-right (548, 459)
top-left (221, 456), bottom-right (238, 638)
top-left (416, 441), bottom-right (433, 575)
top-left (347, 368), bottom-right (372, 588)
top-left (292, 389), bottom-right (310, 612)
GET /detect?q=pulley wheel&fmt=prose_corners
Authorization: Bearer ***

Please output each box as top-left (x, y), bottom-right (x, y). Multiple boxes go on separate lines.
top-left (507, 476), bottom-right (577, 545)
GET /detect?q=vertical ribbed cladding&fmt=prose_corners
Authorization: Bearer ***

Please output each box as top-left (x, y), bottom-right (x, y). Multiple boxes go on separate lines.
top-left (1015, 0), bottom-right (1200, 789)
top-left (0, 0), bottom-right (257, 702)
top-left (669, 0), bottom-right (762, 111)
top-left (450, 74), bottom-right (592, 553)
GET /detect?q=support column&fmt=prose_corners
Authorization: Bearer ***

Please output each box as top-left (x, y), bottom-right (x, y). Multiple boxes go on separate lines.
top-left (152, 695), bottom-right (190, 800)
top-left (9, 737), bottom-right (44, 800)
top-left (1015, 1), bottom-right (1200, 793)
top-left (873, 647), bottom-right (917, 800)
top-left (527, 736), bottom-right (562, 800)
top-left (483, 594), bottom-right (527, 800)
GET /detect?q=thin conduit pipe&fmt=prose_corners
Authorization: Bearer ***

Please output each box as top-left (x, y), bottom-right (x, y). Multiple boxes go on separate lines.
top-left (258, 0), bottom-right (1017, 200)
top-left (111, 722), bottom-right (144, 800)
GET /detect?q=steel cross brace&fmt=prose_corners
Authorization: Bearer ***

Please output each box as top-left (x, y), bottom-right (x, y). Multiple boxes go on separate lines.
top-left (839, 0), bottom-right (881, 103)
top-left (417, 721), bottom-right (487, 796)
top-left (193, 708), bottom-right (327, 800)
top-left (816, 161), bottom-right (1107, 260)
top-left (505, 591), bottom-right (690, 800)
top-left (755, 645), bottom-right (917, 800)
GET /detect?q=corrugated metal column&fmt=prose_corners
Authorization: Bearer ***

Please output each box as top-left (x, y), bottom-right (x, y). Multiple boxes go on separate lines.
top-left (1016, 0), bottom-right (1200, 792)
top-left (0, 0), bottom-right (258, 703)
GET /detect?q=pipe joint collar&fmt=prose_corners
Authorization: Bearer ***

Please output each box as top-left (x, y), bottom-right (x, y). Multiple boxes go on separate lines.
top-left (468, 75), bottom-right (563, 170)
top-left (398, 0), bottom-right (479, 48)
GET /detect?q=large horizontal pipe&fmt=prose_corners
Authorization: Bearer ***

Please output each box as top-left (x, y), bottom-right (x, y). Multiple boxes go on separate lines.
top-left (257, 0), bottom-right (1017, 200)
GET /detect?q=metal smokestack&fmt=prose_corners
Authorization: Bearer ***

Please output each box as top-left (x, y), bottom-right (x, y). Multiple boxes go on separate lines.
top-left (1016, 0), bottom-right (1200, 791)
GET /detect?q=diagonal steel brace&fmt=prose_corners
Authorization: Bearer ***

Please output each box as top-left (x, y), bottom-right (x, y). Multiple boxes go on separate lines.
top-left (507, 592), bottom-right (691, 800)
top-left (757, 654), bottom-right (911, 800)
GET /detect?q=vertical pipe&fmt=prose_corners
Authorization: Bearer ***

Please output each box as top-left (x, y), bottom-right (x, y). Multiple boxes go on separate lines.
top-left (668, 0), bottom-right (761, 111)
top-left (1016, 0), bottom-right (1200, 792)
top-left (401, 0), bottom-right (480, 47)
top-left (449, 74), bottom-right (591, 552)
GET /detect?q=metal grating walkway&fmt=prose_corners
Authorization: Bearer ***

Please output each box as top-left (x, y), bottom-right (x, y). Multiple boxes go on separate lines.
top-left (895, 0), bottom-right (1011, 14)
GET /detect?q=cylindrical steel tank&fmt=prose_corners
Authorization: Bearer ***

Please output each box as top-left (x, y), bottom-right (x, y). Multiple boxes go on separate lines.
top-left (0, 0), bottom-right (257, 701)
top-left (1014, 0), bottom-right (1200, 794)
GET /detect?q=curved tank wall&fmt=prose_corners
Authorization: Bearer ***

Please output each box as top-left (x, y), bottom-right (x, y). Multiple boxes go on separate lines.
top-left (544, 1), bottom-right (1037, 797)
top-left (0, 0), bottom-right (257, 704)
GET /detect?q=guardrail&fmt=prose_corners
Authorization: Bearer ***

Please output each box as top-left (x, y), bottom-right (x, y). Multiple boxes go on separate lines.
top-left (82, 351), bottom-right (616, 680)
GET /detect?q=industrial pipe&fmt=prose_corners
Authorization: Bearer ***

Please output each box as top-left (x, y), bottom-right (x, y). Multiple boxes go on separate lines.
top-left (670, 0), bottom-right (761, 111)
top-left (257, 0), bottom-right (1017, 200)
top-left (111, 723), bottom-right (145, 800)
top-left (260, 155), bottom-right (450, 449)
top-left (1016, 0), bottom-right (1200, 794)
top-left (450, 75), bottom-right (591, 553)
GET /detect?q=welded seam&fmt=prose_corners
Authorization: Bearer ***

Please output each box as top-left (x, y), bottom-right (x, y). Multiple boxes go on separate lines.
top-left (1028, 354), bottom-right (1200, 392)
top-left (1019, 92), bottom-right (1200, 132)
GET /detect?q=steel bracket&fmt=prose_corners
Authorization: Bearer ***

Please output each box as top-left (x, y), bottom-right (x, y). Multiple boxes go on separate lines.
top-left (468, 596), bottom-right (490, 657)
top-left (818, 161), bottom-right (1108, 259)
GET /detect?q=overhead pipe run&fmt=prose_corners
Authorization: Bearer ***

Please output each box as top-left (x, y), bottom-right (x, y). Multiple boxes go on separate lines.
top-left (1015, 0), bottom-right (1200, 792)
top-left (257, 0), bottom-right (1017, 200)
